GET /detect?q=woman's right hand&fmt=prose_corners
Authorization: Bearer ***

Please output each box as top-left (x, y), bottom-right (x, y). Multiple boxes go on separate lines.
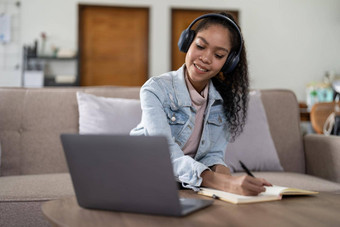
top-left (201, 170), bottom-right (272, 196)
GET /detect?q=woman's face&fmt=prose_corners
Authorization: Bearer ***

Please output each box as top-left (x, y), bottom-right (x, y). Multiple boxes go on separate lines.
top-left (185, 24), bottom-right (231, 92)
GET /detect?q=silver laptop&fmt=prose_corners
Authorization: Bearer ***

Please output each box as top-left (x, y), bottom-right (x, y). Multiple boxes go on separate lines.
top-left (60, 134), bottom-right (213, 216)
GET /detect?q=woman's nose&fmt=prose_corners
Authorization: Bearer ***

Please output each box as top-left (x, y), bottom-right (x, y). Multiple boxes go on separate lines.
top-left (200, 52), bottom-right (212, 64)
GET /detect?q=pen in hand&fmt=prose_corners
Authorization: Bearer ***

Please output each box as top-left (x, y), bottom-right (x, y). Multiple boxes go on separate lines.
top-left (239, 160), bottom-right (273, 187)
top-left (239, 161), bottom-right (255, 177)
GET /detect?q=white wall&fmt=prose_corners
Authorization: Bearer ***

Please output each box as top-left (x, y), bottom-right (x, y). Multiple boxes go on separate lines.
top-left (0, 0), bottom-right (22, 86)
top-left (2, 0), bottom-right (340, 101)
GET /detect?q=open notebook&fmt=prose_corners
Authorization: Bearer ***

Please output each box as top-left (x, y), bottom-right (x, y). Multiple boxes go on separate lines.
top-left (199, 185), bottom-right (318, 204)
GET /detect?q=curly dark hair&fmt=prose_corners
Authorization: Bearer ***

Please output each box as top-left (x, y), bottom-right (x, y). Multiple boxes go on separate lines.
top-left (195, 12), bottom-right (249, 141)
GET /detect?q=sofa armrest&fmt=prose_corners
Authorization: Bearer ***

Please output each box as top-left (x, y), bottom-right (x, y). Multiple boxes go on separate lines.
top-left (304, 134), bottom-right (340, 183)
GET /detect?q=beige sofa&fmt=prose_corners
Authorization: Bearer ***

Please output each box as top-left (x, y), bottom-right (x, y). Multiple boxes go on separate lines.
top-left (0, 86), bottom-right (340, 226)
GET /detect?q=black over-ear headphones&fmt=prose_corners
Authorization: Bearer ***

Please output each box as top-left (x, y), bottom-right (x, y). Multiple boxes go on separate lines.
top-left (178, 13), bottom-right (243, 74)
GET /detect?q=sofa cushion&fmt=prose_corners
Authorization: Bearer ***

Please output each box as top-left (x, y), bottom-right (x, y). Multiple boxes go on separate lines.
top-left (77, 92), bottom-right (142, 134)
top-left (0, 88), bottom-right (80, 176)
top-left (225, 90), bottom-right (283, 172)
top-left (0, 87), bottom-right (141, 177)
top-left (261, 90), bottom-right (305, 173)
top-left (0, 173), bottom-right (74, 201)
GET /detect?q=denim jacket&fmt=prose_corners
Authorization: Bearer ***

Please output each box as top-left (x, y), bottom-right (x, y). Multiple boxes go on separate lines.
top-left (130, 65), bottom-right (229, 191)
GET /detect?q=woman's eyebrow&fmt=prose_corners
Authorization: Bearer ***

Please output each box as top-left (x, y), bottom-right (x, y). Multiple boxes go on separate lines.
top-left (197, 36), bottom-right (209, 45)
top-left (197, 36), bottom-right (229, 53)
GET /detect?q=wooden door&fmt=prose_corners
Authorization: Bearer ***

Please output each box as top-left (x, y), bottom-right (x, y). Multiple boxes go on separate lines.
top-left (171, 9), bottom-right (238, 71)
top-left (79, 5), bottom-right (149, 86)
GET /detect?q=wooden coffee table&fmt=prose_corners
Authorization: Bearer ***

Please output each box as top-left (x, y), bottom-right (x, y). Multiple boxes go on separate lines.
top-left (42, 190), bottom-right (340, 227)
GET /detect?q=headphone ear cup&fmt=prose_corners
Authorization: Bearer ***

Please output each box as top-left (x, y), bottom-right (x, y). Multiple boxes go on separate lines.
top-left (221, 51), bottom-right (240, 74)
top-left (178, 29), bottom-right (196, 53)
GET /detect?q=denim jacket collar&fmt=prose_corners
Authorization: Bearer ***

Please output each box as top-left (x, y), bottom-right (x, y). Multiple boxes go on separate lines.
top-left (173, 65), bottom-right (223, 107)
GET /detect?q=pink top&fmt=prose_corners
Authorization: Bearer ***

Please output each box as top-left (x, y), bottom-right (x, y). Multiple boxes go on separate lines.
top-left (182, 75), bottom-right (209, 158)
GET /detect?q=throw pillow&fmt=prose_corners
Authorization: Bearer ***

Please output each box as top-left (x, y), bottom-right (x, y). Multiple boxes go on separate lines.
top-left (225, 90), bottom-right (283, 172)
top-left (77, 92), bottom-right (142, 134)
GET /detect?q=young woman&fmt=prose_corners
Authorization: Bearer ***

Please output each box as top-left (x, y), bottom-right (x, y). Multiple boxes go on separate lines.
top-left (130, 12), bottom-right (271, 195)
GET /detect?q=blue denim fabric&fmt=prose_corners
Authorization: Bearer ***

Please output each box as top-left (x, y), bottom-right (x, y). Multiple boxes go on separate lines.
top-left (130, 65), bottom-right (229, 191)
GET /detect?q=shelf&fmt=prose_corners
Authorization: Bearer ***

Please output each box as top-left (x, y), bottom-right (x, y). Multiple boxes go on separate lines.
top-left (27, 55), bottom-right (77, 61)
top-left (44, 77), bottom-right (78, 86)
top-left (23, 46), bottom-right (79, 87)
top-left (44, 83), bottom-right (78, 87)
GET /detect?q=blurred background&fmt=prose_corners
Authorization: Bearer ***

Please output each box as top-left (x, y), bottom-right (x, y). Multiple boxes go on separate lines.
top-left (0, 0), bottom-right (340, 104)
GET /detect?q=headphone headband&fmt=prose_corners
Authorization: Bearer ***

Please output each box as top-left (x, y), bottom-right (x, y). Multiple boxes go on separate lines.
top-left (178, 13), bottom-right (243, 73)
top-left (187, 13), bottom-right (242, 55)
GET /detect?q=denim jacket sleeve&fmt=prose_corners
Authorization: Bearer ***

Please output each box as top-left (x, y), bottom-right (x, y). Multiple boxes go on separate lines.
top-left (130, 78), bottom-right (210, 190)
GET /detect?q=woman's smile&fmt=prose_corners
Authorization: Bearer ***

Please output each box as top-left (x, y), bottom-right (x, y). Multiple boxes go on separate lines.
top-left (194, 63), bottom-right (209, 73)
